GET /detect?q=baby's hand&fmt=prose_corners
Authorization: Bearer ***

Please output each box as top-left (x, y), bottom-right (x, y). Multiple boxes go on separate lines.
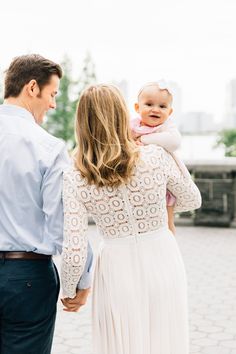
top-left (131, 130), bottom-right (141, 140)
top-left (135, 137), bottom-right (144, 146)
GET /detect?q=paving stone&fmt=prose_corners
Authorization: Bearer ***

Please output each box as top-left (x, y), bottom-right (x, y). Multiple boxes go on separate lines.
top-left (224, 329), bottom-right (236, 336)
top-left (64, 338), bottom-right (90, 347)
top-left (190, 331), bottom-right (207, 339)
top-left (194, 319), bottom-right (214, 327)
top-left (190, 344), bottom-right (202, 353)
top-left (208, 314), bottom-right (230, 322)
top-left (216, 320), bottom-right (236, 328)
top-left (70, 349), bottom-right (93, 354)
top-left (197, 326), bottom-right (224, 333)
top-left (222, 341), bottom-right (236, 349)
top-left (59, 330), bottom-right (83, 339)
top-left (208, 332), bottom-right (234, 340)
top-left (192, 338), bottom-right (219, 346)
top-left (201, 346), bottom-right (231, 354)
top-left (190, 325), bottom-right (198, 332)
top-left (52, 343), bottom-right (71, 353)
top-left (56, 323), bottom-right (79, 332)
top-left (52, 336), bottom-right (63, 344)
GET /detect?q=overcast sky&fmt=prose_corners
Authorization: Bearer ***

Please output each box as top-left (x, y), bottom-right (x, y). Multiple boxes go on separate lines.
top-left (1, 0), bottom-right (236, 122)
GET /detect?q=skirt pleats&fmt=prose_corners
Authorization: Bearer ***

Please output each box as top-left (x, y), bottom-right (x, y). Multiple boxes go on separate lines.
top-left (92, 228), bottom-right (189, 354)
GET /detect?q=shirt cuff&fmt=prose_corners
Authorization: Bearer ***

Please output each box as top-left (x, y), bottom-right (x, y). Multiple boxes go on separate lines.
top-left (77, 271), bottom-right (93, 289)
top-left (76, 242), bottom-right (93, 290)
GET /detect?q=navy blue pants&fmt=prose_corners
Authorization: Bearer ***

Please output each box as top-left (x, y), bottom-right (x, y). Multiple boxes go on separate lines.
top-left (0, 259), bottom-right (60, 354)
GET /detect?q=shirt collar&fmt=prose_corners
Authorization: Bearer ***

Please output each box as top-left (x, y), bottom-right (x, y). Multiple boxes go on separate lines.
top-left (0, 104), bottom-right (36, 123)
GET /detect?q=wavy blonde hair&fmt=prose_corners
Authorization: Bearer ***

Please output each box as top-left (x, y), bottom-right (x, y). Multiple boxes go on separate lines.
top-left (74, 84), bottom-right (140, 187)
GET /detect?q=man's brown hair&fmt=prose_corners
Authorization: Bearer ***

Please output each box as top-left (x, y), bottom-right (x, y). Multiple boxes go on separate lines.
top-left (4, 54), bottom-right (63, 99)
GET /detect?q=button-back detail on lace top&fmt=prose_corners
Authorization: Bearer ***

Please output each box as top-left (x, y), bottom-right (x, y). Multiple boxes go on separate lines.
top-left (61, 145), bottom-right (201, 297)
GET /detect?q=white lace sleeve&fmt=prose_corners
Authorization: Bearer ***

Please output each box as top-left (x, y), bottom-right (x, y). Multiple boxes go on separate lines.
top-left (163, 149), bottom-right (202, 212)
top-left (61, 171), bottom-right (88, 298)
top-left (141, 124), bottom-right (181, 152)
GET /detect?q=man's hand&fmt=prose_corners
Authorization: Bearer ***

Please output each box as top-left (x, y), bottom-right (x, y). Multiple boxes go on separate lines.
top-left (61, 288), bottom-right (90, 312)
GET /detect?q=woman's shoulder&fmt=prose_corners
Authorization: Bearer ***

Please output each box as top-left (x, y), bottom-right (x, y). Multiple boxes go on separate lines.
top-left (140, 144), bottom-right (166, 157)
top-left (138, 144), bottom-right (168, 168)
top-left (63, 166), bottom-right (85, 184)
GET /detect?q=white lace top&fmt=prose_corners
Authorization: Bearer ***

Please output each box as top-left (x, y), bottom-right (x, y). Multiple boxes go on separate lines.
top-left (61, 145), bottom-right (201, 297)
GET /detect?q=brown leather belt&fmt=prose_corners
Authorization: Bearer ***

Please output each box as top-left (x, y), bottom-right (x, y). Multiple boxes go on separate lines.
top-left (0, 251), bottom-right (51, 260)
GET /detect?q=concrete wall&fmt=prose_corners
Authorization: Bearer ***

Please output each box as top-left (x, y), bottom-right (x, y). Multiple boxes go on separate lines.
top-left (185, 158), bottom-right (236, 227)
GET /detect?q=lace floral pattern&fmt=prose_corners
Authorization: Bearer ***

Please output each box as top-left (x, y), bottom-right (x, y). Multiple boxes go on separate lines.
top-left (61, 145), bottom-right (201, 297)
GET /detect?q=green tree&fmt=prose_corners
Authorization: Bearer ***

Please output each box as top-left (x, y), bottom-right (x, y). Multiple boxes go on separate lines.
top-left (44, 53), bottom-right (96, 148)
top-left (77, 51), bottom-right (96, 93)
top-left (216, 129), bottom-right (236, 156)
top-left (44, 56), bottom-right (76, 148)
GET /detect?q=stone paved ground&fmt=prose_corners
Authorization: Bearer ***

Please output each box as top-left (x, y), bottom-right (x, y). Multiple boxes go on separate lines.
top-left (52, 225), bottom-right (236, 354)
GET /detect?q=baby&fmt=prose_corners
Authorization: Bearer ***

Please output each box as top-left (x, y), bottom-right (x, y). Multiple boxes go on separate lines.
top-left (131, 81), bottom-right (188, 235)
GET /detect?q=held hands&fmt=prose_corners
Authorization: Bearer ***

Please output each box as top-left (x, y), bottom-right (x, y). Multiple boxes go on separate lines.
top-left (61, 288), bottom-right (90, 312)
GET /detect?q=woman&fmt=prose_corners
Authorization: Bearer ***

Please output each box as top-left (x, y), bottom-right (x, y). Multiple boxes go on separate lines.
top-left (61, 84), bottom-right (201, 354)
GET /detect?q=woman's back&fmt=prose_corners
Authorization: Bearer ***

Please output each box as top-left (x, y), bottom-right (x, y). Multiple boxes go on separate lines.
top-left (63, 145), bottom-right (200, 241)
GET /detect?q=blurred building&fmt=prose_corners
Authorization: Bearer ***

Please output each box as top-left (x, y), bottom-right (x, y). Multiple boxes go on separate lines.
top-left (180, 111), bottom-right (217, 134)
top-left (225, 79), bottom-right (236, 128)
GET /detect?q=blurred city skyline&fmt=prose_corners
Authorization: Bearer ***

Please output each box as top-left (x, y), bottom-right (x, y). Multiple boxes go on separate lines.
top-left (1, 0), bottom-right (236, 126)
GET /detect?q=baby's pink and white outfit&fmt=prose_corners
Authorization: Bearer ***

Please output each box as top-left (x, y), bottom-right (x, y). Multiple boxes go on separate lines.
top-left (131, 116), bottom-right (190, 207)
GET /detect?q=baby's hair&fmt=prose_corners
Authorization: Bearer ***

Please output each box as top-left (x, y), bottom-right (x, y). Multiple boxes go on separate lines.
top-left (138, 81), bottom-right (173, 104)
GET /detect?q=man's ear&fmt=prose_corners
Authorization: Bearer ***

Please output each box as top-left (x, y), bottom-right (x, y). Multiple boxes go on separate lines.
top-left (169, 108), bottom-right (173, 116)
top-left (26, 80), bottom-right (40, 97)
top-left (134, 102), bottom-right (139, 113)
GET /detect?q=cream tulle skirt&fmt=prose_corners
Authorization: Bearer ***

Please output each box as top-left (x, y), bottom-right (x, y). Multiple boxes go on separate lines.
top-left (92, 227), bottom-right (189, 354)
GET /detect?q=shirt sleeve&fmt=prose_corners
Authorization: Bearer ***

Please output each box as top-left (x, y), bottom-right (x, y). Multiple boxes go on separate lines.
top-left (77, 242), bottom-right (93, 289)
top-left (41, 143), bottom-right (71, 254)
top-left (141, 127), bottom-right (181, 152)
top-left (162, 149), bottom-right (202, 213)
top-left (61, 171), bottom-right (89, 298)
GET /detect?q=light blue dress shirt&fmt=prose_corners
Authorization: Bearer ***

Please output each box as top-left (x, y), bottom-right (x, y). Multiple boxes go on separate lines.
top-left (0, 104), bottom-right (92, 289)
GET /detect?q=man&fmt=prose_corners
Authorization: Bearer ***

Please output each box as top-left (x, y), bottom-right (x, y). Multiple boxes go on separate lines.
top-left (0, 54), bottom-right (92, 353)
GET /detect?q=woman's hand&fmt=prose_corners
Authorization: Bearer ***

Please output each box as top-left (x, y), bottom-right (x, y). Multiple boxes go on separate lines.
top-left (61, 288), bottom-right (90, 312)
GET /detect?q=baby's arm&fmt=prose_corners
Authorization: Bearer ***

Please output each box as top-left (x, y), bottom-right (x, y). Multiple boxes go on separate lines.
top-left (140, 125), bottom-right (181, 153)
top-left (167, 206), bottom-right (176, 235)
top-left (166, 190), bottom-right (176, 235)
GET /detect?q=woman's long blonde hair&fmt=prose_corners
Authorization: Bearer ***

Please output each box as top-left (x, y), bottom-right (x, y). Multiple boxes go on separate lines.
top-left (74, 84), bottom-right (140, 187)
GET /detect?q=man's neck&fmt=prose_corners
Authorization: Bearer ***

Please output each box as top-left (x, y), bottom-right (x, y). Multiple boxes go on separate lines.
top-left (4, 97), bottom-right (34, 117)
